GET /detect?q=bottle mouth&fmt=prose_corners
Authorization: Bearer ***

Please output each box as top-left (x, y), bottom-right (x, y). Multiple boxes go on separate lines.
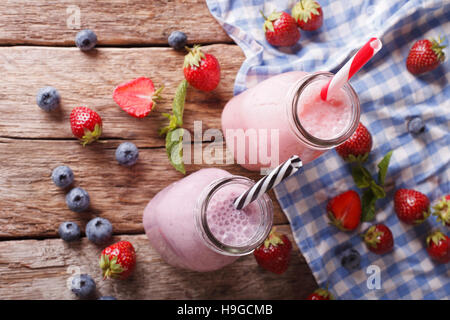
top-left (288, 72), bottom-right (361, 150)
top-left (195, 176), bottom-right (273, 256)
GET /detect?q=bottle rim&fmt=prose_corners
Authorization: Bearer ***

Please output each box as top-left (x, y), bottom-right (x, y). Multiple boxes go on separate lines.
top-left (287, 71), bottom-right (361, 149)
top-left (195, 176), bottom-right (273, 256)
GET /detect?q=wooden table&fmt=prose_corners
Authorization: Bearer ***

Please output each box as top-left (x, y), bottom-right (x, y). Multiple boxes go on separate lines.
top-left (0, 0), bottom-right (317, 299)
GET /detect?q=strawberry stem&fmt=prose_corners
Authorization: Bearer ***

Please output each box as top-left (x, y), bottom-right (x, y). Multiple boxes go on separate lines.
top-left (259, 9), bottom-right (267, 20)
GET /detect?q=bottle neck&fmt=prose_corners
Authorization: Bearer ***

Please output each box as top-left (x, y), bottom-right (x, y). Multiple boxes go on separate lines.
top-left (195, 176), bottom-right (273, 256)
top-left (286, 72), bottom-right (361, 150)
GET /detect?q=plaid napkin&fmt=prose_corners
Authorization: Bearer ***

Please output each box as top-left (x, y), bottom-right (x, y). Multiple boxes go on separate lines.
top-left (206, 0), bottom-right (450, 299)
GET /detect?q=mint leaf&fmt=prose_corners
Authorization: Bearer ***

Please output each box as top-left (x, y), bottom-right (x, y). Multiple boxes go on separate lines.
top-left (377, 150), bottom-right (393, 186)
top-left (351, 165), bottom-right (373, 189)
top-left (159, 113), bottom-right (178, 136)
top-left (370, 180), bottom-right (386, 199)
top-left (172, 79), bottom-right (188, 127)
top-left (166, 128), bottom-right (185, 174)
top-left (160, 80), bottom-right (188, 174)
top-left (361, 189), bottom-right (377, 222)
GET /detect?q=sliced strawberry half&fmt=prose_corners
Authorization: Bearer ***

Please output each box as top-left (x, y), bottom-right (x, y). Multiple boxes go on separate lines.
top-left (113, 77), bottom-right (163, 118)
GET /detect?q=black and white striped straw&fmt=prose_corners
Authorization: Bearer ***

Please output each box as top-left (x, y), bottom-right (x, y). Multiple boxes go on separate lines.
top-left (233, 155), bottom-right (303, 210)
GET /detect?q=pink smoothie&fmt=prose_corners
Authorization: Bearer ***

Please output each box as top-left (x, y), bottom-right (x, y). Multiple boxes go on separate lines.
top-left (206, 183), bottom-right (262, 246)
top-left (142, 168), bottom-right (268, 272)
top-left (221, 71), bottom-right (355, 171)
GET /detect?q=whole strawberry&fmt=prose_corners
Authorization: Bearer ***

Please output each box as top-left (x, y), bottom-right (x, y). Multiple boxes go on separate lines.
top-left (394, 189), bottom-right (430, 225)
top-left (327, 190), bottom-right (361, 231)
top-left (363, 224), bottom-right (394, 254)
top-left (306, 288), bottom-right (333, 300)
top-left (292, 0), bottom-right (323, 31)
top-left (253, 228), bottom-right (292, 274)
top-left (183, 45), bottom-right (220, 92)
top-left (100, 241), bottom-right (136, 280)
top-left (406, 37), bottom-right (446, 75)
top-left (113, 77), bottom-right (163, 118)
top-left (262, 11), bottom-right (301, 47)
top-left (336, 122), bottom-right (372, 162)
top-left (426, 230), bottom-right (449, 263)
top-left (70, 106), bottom-right (102, 146)
top-left (433, 195), bottom-right (450, 227)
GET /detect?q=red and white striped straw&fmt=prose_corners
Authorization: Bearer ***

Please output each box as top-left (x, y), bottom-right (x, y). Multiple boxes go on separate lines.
top-left (321, 37), bottom-right (382, 101)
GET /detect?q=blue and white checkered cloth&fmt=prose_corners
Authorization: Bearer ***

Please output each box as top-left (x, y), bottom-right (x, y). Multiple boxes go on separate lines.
top-left (206, 0), bottom-right (450, 299)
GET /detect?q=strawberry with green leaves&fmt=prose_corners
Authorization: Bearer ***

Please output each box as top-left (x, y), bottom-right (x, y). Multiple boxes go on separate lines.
top-left (406, 37), bottom-right (446, 75)
top-left (394, 189), bottom-right (430, 225)
top-left (113, 77), bottom-right (163, 118)
top-left (261, 11), bottom-right (301, 47)
top-left (292, 0), bottom-right (323, 31)
top-left (253, 228), bottom-right (292, 274)
top-left (183, 45), bottom-right (220, 92)
top-left (327, 190), bottom-right (361, 232)
top-left (336, 122), bottom-right (372, 163)
top-left (100, 241), bottom-right (136, 280)
top-left (306, 288), bottom-right (333, 300)
top-left (70, 106), bottom-right (102, 146)
top-left (426, 230), bottom-right (449, 263)
top-left (363, 224), bottom-right (394, 254)
top-left (433, 195), bottom-right (450, 227)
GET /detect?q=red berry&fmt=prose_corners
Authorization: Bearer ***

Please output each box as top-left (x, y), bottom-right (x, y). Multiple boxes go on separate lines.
top-left (113, 77), bottom-right (163, 118)
top-left (363, 224), bottom-right (394, 254)
top-left (183, 45), bottom-right (220, 92)
top-left (100, 241), bottom-right (137, 280)
top-left (262, 11), bottom-right (301, 47)
top-left (426, 230), bottom-right (449, 263)
top-left (406, 37), bottom-right (446, 75)
top-left (432, 195), bottom-right (450, 227)
top-left (253, 228), bottom-right (292, 274)
top-left (327, 190), bottom-right (362, 231)
top-left (292, 0), bottom-right (323, 31)
top-left (69, 106), bottom-right (102, 146)
top-left (394, 189), bottom-right (430, 225)
top-left (306, 288), bottom-right (333, 300)
top-left (336, 122), bottom-right (372, 162)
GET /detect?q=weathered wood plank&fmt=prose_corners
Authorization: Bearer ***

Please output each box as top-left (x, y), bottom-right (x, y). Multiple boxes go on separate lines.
top-left (0, 45), bottom-right (243, 143)
top-left (0, 138), bottom-right (289, 238)
top-left (0, 0), bottom-right (231, 45)
top-left (0, 226), bottom-right (317, 300)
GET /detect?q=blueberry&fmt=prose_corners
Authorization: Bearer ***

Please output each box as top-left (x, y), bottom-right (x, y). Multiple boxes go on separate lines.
top-left (66, 187), bottom-right (90, 213)
top-left (71, 274), bottom-right (96, 298)
top-left (36, 86), bottom-right (60, 111)
top-left (340, 248), bottom-right (361, 271)
top-left (58, 221), bottom-right (81, 242)
top-left (75, 29), bottom-right (97, 51)
top-left (51, 165), bottom-right (74, 188)
top-left (98, 296), bottom-right (117, 300)
top-left (115, 142), bottom-right (139, 167)
top-left (86, 217), bottom-right (113, 244)
top-left (168, 31), bottom-right (187, 50)
top-left (408, 117), bottom-right (425, 134)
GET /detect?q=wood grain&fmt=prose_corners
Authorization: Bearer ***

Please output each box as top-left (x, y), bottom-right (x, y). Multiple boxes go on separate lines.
top-left (0, 138), bottom-right (289, 239)
top-left (0, 45), bottom-right (243, 144)
top-left (0, 226), bottom-right (317, 300)
top-left (0, 0), bottom-right (231, 45)
top-left (0, 2), bottom-right (320, 299)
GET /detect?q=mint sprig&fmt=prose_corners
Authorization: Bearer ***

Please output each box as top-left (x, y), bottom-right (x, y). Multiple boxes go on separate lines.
top-left (351, 150), bottom-right (393, 221)
top-left (165, 128), bottom-right (185, 174)
top-left (160, 80), bottom-right (188, 174)
top-left (377, 150), bottom-right (393, 186)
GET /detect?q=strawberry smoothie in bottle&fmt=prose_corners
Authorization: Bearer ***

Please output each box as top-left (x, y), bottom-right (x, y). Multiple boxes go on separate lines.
top-left (221, 71), bottom-right (360, 171)
top-left (142, 168), bottom-right (273, 272)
